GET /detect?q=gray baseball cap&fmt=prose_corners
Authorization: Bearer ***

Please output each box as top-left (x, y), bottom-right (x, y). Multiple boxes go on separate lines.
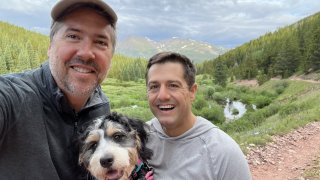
top-left (51, 0), bottom-right (117, 25)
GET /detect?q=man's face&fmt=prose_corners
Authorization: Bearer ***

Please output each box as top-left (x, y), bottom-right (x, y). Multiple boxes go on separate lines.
top-left (48, 8), bottom-right (113, 98)
top-left (147, 62), bottom-right (197, 135)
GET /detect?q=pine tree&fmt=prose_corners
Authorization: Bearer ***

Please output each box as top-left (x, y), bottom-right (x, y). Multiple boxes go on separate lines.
top-left (213, 60), bottom-right (227, 87)
top-left (307, 27), bottom-right (320, 71)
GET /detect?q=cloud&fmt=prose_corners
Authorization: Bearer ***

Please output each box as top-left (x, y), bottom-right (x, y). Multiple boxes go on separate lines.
top-left (0, 0), bottom-right (53, 36)
top-left (1, 0), bottom-right (319, 48)
top-left (109, 0), bottom-right (316, 47)
top-left (0, 0), bottom-right (52, 14)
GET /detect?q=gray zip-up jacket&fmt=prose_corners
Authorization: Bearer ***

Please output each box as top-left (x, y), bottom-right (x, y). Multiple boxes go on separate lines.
top-left (0, 62), bottom-right (110, 180)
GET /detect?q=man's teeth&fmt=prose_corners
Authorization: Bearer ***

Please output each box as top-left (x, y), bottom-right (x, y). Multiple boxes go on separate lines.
top-left (159, 105), bottom-right (174, 110)
top-left (72, 67), bottom-right (92, 73)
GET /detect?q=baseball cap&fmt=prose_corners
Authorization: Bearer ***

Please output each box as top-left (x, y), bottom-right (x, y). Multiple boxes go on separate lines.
top-left (51, 0), bottom-right (117, 25)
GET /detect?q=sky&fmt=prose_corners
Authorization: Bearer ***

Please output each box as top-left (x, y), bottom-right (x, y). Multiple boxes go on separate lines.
top-left (0, 0), bottom-right (319, 48)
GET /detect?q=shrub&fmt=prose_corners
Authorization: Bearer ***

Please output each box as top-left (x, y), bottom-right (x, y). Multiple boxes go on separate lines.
top-left (257, 73), bottom-right (269, 85)
top-left (274, 81), bottom-right (289, 95)
top-left (206, 87), bottom-right (215, 99)
top-left (212, 92), bottom-right (225, 105)
top-left (231, 108), bottom-right (239, 115)
top-left (253, 95), bottom-right (273, 109)
top-left (193, 96), bottom-right (208, 110)
top-left (198, 106), bottom-right (225, 125)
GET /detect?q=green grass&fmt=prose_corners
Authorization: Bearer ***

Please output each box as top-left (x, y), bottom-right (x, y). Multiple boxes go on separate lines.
top-left (101, 78), bottom-right (153, 121)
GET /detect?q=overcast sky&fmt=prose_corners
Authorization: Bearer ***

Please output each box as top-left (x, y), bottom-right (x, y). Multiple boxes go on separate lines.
top-left (0, 0), bottom-right (319, 48)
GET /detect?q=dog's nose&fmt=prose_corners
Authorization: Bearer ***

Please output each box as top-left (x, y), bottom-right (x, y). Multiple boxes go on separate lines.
top-left (100, 154), bottom-right (114, 168)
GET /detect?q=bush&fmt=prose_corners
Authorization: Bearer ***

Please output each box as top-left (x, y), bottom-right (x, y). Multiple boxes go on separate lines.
top-left (198, 106), bottom-right (225, 125)
top-left (231, 108), bottom-right (239, 115)
top-left (193, 96), bottom-right (208, 110)
top-left (239, 93), bottom-right (254, 105)
top-left (253, 95), bottom-right (273, 109)
top-left (206, 87), bottom-right (215, 99)
top-left (257, 73), bottom-right (269, 85)
top-left (212, 92), bottom-right (225, 105)
top-left (225, 90), bottom-right (240, 101)
top-left (274, 81), bottom-right (289, 95)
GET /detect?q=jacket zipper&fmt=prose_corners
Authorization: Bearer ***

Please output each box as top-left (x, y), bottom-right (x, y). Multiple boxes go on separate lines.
top-left (74, 112), bottom-right (79, 135)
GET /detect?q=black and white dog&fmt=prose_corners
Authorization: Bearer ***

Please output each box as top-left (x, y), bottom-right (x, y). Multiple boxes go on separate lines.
top-left (78, 112), bottom-right (153, 180)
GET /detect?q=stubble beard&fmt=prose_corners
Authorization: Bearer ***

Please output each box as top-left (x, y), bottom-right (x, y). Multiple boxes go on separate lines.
top-left (50, 57), bottom-right (102, 98)
top-left (63, 75), bottom-right (99, 97)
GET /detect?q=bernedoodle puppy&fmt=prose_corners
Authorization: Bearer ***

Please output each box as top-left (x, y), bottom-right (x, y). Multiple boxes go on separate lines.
top-left (78, 112), bottom-right (153, 180)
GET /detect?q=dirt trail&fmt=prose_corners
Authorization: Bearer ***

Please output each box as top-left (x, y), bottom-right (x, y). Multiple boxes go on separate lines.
top-left (289, 76), bottom-right (320, 84)
top-left (247, 121), bottom-right (320, 180)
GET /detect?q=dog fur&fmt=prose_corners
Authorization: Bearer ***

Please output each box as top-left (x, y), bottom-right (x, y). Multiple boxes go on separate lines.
top-left (78, 112), bottom-right (153, 180)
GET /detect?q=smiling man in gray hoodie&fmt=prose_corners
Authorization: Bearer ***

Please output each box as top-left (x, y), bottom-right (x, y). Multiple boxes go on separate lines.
top-left (145, 51), bottom-right (252, 180)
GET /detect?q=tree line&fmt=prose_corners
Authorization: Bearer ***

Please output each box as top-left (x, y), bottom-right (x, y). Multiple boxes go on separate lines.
top-left (198, 12), bottom-right (320, 86)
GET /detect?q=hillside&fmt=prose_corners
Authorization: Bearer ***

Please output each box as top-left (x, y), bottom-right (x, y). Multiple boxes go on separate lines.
top-left (0, 21), bottom-right (49, 74)
top-left (199, 11), bottom-right (320, 85)
top-left (116, 36), bottom-right (228, 63)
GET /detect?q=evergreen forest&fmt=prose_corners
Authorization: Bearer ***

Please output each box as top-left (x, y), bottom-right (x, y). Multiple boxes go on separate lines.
top-left (198, 12), bottom-right (320, 86)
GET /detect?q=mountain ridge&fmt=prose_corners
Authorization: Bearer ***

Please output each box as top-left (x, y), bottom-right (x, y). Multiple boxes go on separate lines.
top-left (115, 36), bottom-right (229, 63)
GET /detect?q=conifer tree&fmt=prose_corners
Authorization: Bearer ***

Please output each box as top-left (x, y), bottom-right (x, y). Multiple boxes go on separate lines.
top-left (307, 27), bottom-right (320, 71)
top-left (213, 60), bottom-right (227, 87)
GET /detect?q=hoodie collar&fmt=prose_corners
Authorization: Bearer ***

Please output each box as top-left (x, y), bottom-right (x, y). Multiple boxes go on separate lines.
top-left (151, 116), bottom-right (217, 140)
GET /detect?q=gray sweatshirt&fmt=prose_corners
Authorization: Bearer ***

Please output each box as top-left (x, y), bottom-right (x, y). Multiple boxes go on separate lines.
top-left (147, 116), bottom-right (252, 180)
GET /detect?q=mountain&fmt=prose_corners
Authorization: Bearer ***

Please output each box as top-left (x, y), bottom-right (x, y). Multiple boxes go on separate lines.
top-left (115, 36), bottom-right (229, 63)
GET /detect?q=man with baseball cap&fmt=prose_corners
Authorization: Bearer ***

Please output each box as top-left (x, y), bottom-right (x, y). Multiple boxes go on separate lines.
top-left (0, 1), bottom-right (118, 179)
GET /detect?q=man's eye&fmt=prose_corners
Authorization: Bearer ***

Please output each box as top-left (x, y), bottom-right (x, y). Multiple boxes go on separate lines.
top-left (66, 34), bottom-right (79, 39)
top-left (149, 85), bottom-right (156, 89)
top-left (148, 85), bottom-right (158, 90)
top-left (168, 83), bottom-right (179, 88)
top-left (96, 40), bottom-right (108, 46)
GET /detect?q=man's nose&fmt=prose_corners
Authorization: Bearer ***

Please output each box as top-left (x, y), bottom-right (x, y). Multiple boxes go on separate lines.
top-left (77, 40), bottom-right (95, 60)
top-left (157, 86), bottom-right (170, 100)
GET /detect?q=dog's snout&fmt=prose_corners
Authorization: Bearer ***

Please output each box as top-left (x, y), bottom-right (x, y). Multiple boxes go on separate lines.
top-left (100, 154), bottom-right (114, 168)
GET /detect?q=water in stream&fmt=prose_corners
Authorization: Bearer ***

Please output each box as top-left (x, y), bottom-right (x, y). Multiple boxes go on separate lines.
top-left (224, 98), bottom-right (249, 122)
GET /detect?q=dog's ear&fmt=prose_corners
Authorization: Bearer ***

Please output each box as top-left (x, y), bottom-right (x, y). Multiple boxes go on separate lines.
top-left (127, 117), bottom-right (153, 161)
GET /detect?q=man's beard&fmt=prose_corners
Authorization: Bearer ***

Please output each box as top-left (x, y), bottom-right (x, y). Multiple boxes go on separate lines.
top-left (63, 75), bottom-right (99, 97)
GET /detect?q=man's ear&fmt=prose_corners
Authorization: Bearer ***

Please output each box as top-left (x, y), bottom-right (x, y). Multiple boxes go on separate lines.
top-left (189, 83), bottom-right (198, 101)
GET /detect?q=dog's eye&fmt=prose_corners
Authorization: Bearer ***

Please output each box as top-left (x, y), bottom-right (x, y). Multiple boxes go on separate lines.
top-left (113, 133), bottom-right (126, 142)
top-left (88, 142), bottom-right (98, 150)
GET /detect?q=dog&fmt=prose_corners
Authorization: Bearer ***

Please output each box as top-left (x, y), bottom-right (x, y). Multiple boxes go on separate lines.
top-left (78, 112), bottom-right (153, 180)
